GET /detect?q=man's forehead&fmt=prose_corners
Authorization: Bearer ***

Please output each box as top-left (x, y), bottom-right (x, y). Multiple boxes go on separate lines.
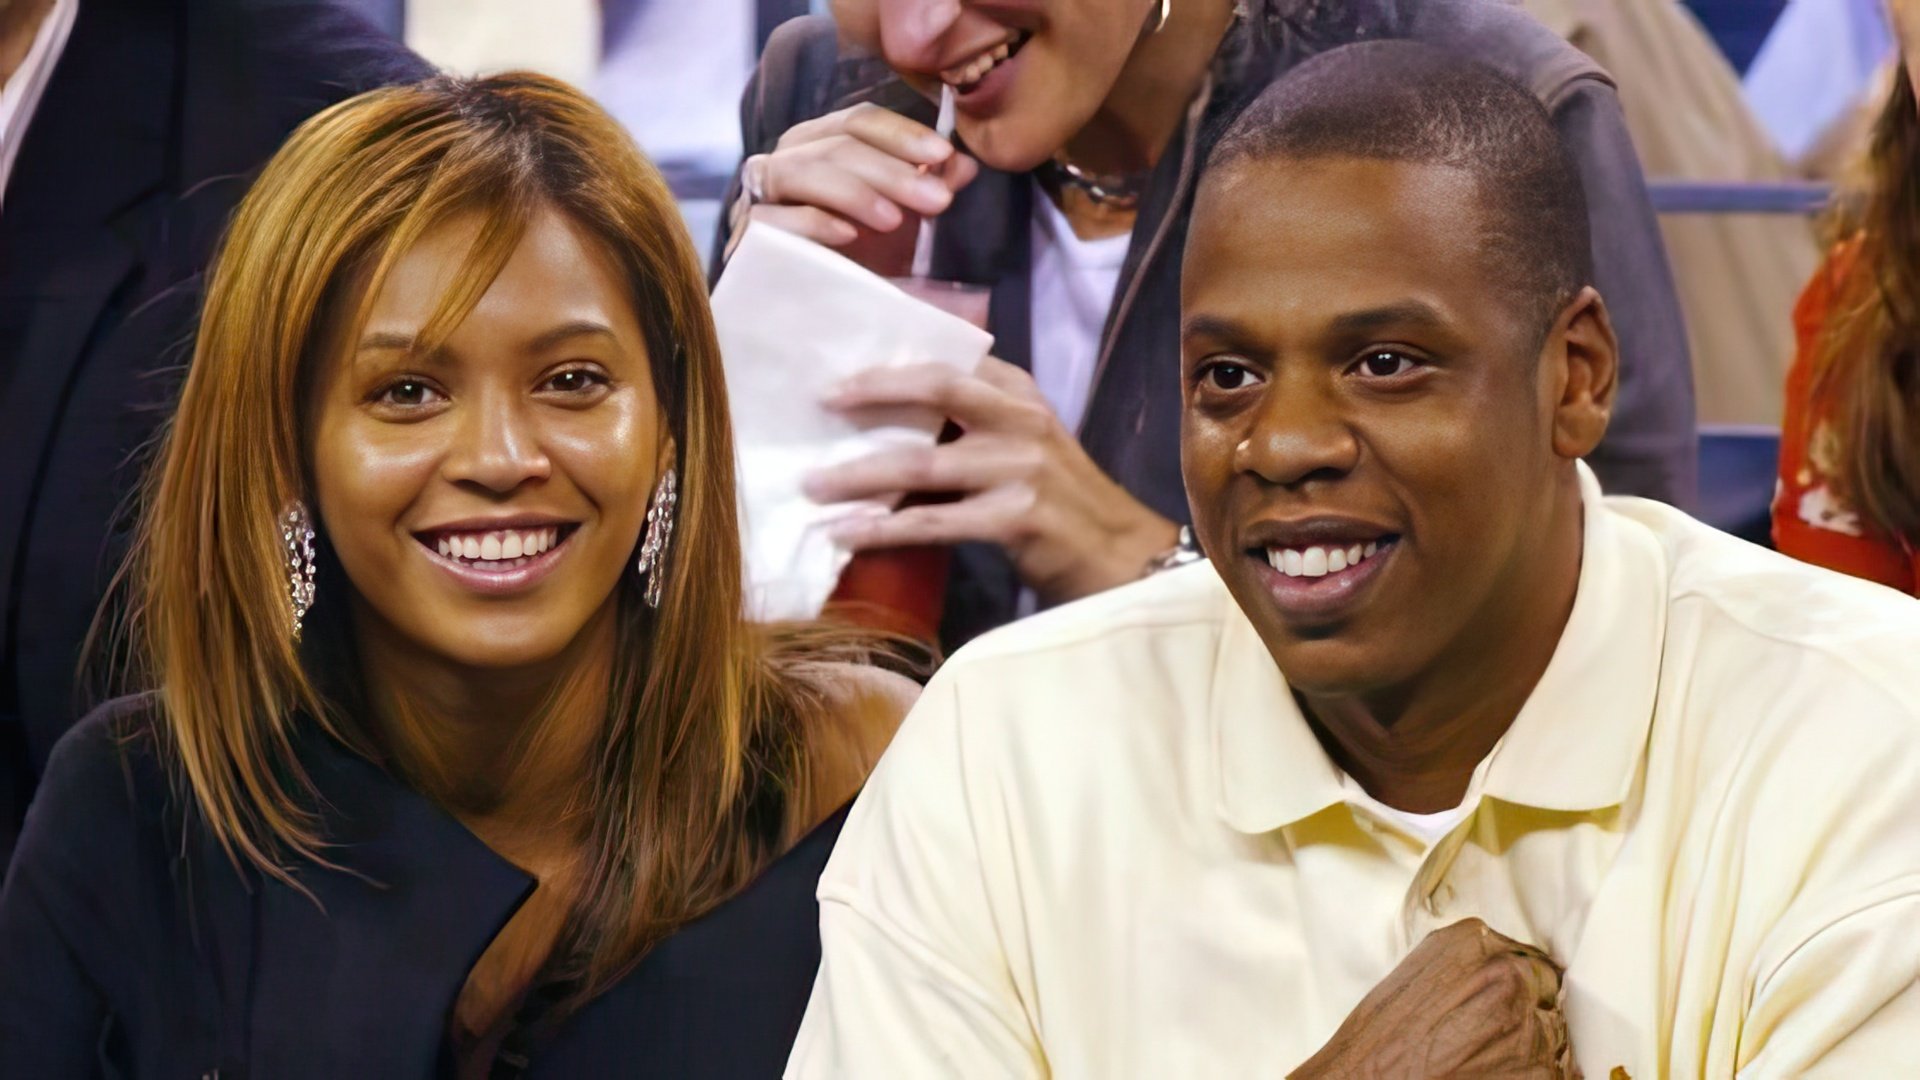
top-left (1189, 159), bottom-right (1491, 291)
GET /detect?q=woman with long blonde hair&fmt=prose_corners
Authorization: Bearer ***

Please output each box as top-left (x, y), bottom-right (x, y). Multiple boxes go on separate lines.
top-left (0, 73), bottom-right (913, 1077)
top-left (1773, 5), bottom-right (1920, 594)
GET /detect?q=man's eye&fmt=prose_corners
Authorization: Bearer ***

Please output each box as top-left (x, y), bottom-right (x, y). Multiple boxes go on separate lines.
top-left (1357, 351), bottom-right (1421, 378)
top-left (1203, 361), bottom-right (1259, 391)
top-left (376, 379), bottom-right (441, 406)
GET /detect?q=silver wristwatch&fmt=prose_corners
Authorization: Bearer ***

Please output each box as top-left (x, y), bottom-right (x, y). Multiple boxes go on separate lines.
top-left (1145, 525), bottom-right (1204, 575)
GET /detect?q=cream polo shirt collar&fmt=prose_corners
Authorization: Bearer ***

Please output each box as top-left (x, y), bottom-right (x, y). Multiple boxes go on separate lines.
top-left (1212, 462), bottom-right (1669, 834)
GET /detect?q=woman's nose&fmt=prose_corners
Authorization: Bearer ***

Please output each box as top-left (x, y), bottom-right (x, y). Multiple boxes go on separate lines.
top-left (876, 0), bottom-right (969, 74)
top-left (444, 395), bottom-right (552, 494)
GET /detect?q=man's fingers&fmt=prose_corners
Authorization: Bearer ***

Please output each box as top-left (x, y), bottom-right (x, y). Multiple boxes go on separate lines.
top-left (830, 364), bottom-right (1053, 435)
top-left (778, 102), bottom-right (953, 165)
top-left (755, 148), bottom-right (912, 232)
top-left (828, 490), bottom-right (1029, 551)
top-left (746, 205), bottom-right (860, 248)
top-left (839, 101), bottom-right (959, 165)
top-left (805, 439), bottom-right (1038, 503)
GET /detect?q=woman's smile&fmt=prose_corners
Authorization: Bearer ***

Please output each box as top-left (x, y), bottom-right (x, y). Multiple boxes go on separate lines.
top-left (413, 518), bottom-right (583, 596)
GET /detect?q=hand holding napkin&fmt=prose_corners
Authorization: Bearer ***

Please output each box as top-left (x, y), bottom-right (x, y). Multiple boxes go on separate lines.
top-left (711, 224), bottom-right (994, 622)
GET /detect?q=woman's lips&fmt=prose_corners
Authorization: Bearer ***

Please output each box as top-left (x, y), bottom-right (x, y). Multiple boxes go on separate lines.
top-left (1250, 537), bottom-right (1400, 623)
top-left (947, 33), bottom-right (1029, 117)
top-left (414, 525), bottom-right (577, 596)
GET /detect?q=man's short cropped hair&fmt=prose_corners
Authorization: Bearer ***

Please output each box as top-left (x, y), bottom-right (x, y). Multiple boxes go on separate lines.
top-left (1206, 39), bottom-right (1593, 339)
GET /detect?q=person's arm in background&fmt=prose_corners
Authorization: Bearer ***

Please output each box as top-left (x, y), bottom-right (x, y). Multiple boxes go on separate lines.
top-left (1548, 76), bottom-right (1699, 509)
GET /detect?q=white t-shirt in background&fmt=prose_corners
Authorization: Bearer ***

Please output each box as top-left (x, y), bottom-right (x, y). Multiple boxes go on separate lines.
top-left (1027, 183), bottom-right (1130, 435)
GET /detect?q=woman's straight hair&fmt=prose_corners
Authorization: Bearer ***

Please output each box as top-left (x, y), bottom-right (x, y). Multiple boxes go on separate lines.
top-left (114, 73), bottom-right (882, 1001)
top-left (1813, 67), bottom-right (1920, 544)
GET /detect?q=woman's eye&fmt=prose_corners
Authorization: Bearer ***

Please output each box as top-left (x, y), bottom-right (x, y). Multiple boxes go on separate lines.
top-left (376, 379), bottom-right (442, 407)
top-left (1357, 350), bottom-right (1421, 378)
top-left (1202, 361), bottom-right (1260, 391)
top-left (542, 369), bottom-right (608, 394)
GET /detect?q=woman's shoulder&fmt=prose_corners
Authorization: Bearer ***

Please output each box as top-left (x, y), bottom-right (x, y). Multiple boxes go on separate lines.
top-left (1796, 236), bottom-right (1867, 335)
top-left (38, 694), bottom-right (167, 790)
top-left (797, 662), bottom-right (921, 830)
top-left (822, 661), bottom-right (920, 761)
top-left (15, 695), bottom-right (175, 874)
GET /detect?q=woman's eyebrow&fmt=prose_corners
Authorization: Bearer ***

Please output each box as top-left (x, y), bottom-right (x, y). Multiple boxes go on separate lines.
top-left (526, 320), bottom-right (618, 351)
top-left (357, 329), bottom-right (419, 353)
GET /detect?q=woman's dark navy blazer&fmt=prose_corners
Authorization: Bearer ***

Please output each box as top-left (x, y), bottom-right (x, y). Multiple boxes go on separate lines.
top-left (0, 697), bottom-right (844, 1078)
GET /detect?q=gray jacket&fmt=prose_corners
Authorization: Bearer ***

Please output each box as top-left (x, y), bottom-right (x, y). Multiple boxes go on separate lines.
top-left (719, 0), bottom-right (1697, 647)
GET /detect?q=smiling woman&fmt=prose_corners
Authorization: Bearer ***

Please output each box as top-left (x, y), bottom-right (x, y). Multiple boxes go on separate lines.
top-left (0, 74), bottom-right (918, 1078)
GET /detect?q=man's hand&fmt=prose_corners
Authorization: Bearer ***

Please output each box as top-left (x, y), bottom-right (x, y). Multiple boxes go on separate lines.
top-left (805, 357), bottom-right (1178, 606)
top-left (1291, 918), bottom-right (1580, 1080)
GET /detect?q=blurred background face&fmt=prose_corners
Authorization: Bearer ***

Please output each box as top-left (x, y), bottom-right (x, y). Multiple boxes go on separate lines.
top-left (1180, 157), bottom-right (1562, 696)
top-left (832, 0), bottom-right (1157, 171)
top-left (308, 204), bottom-right (666, 675)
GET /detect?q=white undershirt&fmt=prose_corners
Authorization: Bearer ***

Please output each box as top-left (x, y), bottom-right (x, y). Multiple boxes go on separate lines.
top-left (1027, 181), bottom-right (1130, 435)
top-left (1340, 773), bottom-right (1474, 848)
top-left (1015, 185), bottom-right (1131, 618)
top-left (0, 0), bottom-right (78, 211)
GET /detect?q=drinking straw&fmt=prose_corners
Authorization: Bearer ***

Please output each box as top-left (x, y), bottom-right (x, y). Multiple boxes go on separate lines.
top-left (909, 85), bottom-right (957, 280)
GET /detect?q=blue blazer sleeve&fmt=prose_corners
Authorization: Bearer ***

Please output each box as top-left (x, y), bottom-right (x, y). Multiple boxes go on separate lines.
top-left (1553, 77), bottom-right (1699, 509)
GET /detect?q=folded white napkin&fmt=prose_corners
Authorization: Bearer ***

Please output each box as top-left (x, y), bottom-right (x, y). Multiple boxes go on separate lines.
top-left (711, 224), bottom-right (995, 622)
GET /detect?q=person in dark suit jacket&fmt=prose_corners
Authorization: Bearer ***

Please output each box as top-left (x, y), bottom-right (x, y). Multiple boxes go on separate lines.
top-left (716, 0), bottom-right (1699, 650)
top-left (0, 0), bottom-right (430, 867)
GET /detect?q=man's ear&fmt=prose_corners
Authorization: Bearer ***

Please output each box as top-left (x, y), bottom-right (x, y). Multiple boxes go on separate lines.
top-left (1544, 286), bottom-right (1617, 461)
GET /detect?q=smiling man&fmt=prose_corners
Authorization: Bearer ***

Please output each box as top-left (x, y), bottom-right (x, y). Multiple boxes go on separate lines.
top-left (787, 41), bottom-right (1920, 1079)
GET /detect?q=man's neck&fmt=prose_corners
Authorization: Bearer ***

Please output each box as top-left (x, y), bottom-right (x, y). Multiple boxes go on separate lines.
top-left (0, 0), bottom-right (55, 88)
top-left (1298, 484), bottom-right (1587, 814)
top-left (353, 602), bottom-right (614, 864)
top-left (1060, 0), bottom-right (1236, 179)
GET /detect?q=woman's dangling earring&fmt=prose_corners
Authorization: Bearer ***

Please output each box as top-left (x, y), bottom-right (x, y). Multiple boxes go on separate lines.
top-left (281, 501), bottom-right (317, 641)
top-left (635, 468), bottom-right (678, 609)
top-left (1153, 0), bottom-right (1171, 34)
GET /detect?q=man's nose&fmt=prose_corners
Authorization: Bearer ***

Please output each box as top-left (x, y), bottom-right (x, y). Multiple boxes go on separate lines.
top-left (1233, 377), bottom-right (1362, 488)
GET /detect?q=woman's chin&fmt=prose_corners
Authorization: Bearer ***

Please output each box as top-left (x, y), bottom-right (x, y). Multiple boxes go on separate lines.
top-left (406, 620), bottom-right (581, 675)
top-left (957, 115), bottom-right (1071, 176)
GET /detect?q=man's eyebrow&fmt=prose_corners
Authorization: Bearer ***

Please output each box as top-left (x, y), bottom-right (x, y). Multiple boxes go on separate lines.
top-left (1327, 300), bottom-right (1451, 338)
top-left (1180, 314), bottom-right (1249, 345)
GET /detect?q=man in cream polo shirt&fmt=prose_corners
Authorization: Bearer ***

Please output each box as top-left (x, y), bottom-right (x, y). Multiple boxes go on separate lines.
top-left (788, 41), bottom-right (1920, 1079)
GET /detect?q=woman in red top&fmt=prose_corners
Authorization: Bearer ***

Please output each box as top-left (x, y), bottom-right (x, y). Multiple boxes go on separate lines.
top-left (1774, 20), bottom-right (1920, 596)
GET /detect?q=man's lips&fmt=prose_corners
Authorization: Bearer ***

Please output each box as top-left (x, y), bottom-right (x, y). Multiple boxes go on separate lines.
top-left (1241, 516), bottom-right (1402, 622)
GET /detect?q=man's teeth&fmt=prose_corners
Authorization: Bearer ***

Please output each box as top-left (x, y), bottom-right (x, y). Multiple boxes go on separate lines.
top-left (941, 37), bottom-right (1018, 89)
top-left (1266, 541), bottom-right (1383, 579)
top-left (435, 527), bottom-right (560, 564)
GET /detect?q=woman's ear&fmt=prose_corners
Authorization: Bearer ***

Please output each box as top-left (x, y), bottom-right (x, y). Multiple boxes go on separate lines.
top-left (657, 433), bottom-right (678, 479)
top-left (1544, 286), bottom-right (1618, 461)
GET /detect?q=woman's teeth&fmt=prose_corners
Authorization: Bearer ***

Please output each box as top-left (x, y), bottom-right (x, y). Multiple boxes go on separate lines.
top-left (1266, 540), bottom-right (1384, 579)
top-left (941, 34), bottom-right (1025, 91)
top-left (434, 527), bottom-right (560, 566)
